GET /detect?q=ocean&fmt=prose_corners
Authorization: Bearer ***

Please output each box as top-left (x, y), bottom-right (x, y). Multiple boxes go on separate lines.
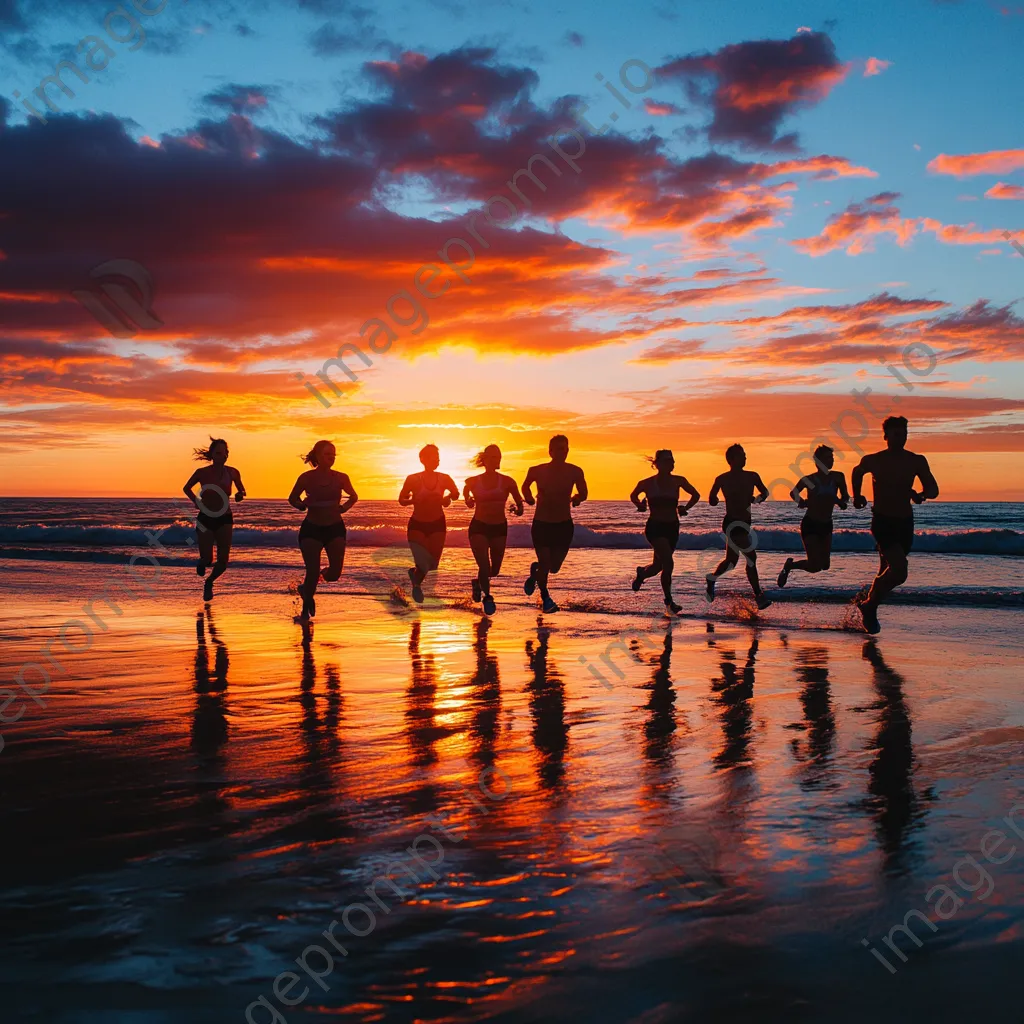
top-left (0, 498), bottom-right (1020, 615)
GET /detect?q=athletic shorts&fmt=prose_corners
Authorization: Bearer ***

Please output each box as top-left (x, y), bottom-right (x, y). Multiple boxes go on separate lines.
top-left (531, 518), bottom-right (574, 551)
top-left (299, 520), bottom-right (347, 544)
top-left (800, 515), bottom-right (833, 539)
top-left (871, 514), bottom-right (914, 556)
top-left (468, 518), bottom-right (508, 540)
top-left (197, 512), bottom-right (233, 533)
top-left (645, 518), bottom-right (680, 548)
top-left (722, 515), bottom-right (754, 554)
top-left (408, 515), bottom-right (446, 537)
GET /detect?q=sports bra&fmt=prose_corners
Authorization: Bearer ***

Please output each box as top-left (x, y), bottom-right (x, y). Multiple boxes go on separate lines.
top-left (806, 473), bottom-right (836, 499)
top-left (647, 476), bottom-right (679, 513)
top-left (305, 471), bottom-right (344, 507)
top-left (199, 468), bottom-right (233, 515)
top-left (473, 474), bottom-right (508, 503)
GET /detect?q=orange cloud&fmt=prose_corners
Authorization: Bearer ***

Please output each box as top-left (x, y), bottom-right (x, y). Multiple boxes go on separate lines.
top-left (792, 192), bottom-right (917, 255)
top-left (927, 149), bottom-right (1024, 177)
top-left (643, 99), bottom-right (684, 116)
top-left (863, 57), bottom-right (891, 76)
top-left (985, 182), bottom-right (1024, 200)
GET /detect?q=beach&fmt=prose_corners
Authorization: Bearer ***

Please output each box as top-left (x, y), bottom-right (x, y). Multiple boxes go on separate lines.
top-left (1, 498), bottom-right (1023, 1021)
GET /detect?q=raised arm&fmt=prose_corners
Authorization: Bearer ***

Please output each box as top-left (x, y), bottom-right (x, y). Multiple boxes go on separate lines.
top-left (852, 455), bottom-right (871, 508)
top-left (753, 473), bottom-right (770, 503)
top-left (834, 471), bottom-right (850, 509)
top-left (441, 474), bottom-right (460, 508)
top-left (629, 478), bottom-right (647, 511)
top-left (183, 469), bottom-right (203, 509)
top-left (915, 456), bottom-right (939, 502)
top-left (231, 467), bottom-right (247, 502)
top-left (288, 474), bottom-right (308, 512)
top-left (679, 476), bottom-right (700, 513)
top-left (790, 476), bottom-right (809, 505)
top-left (708, 474), bottom-right (723, 506)
top-left (463, 477), bottom-right (477, 510)
top-left (340, 473), bottom-right (358, 514)
top-left (522, 466), bottom-right (537, 506)
top-left (398, 474), bottom-right (416, 506)
top-left (572, 467), bottom-right (589, 507)
top-left (507, 478), bottom-right (525, 516)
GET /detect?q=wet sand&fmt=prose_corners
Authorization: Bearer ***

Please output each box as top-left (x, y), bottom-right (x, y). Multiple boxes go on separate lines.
top-left (1, 562), bottom-right (1023, 1023)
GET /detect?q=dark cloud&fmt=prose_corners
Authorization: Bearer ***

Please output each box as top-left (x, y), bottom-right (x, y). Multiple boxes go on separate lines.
top-left (563, 31), bottom-right (584, 47)
top-left (203, 84), bottom-right (276, 114)
top-left (657, 32), bottom-right (848, 151)
top-left (0, 94), bottom-right (9, 130)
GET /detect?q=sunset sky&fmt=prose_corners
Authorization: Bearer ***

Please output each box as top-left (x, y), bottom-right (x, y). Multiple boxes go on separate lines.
top-left (1, 0), bottom-right (1023, 499)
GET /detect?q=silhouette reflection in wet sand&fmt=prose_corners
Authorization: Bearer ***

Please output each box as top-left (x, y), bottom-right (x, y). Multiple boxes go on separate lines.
top-left (192, 607), bottom-right (229, 758)
top-left (295, 619), bottom-right (345, 825)
top-left (468, 617), bottom-right (502, 771)
top-left (405, 620), bottom-right (464, 770)
top-left (641, 626), bottom-right (679, 775)
top-left (788, 645), bottom-right (837, 791)
top-left (525, 618), bottom-right (569, 792)
top-left (862, 638), bottom-right (921, 872)
top-left (711, 633), bottom-right (758, 771)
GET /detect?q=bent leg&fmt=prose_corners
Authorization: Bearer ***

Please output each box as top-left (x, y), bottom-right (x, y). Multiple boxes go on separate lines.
top-left (865, 544), bottom-right (908, 609)
top-left (424, 530), bottom-right (447, 574)
top-left (208, 525), bottom-right (233, 583)
top-left (408, 530), bottom-right (431, 583)
top-left (470, 534), bottom-right (491, 595)
top-left (321, 537), bottom-right (346, 582)
top-left (535, 546), bottom-right (553, 594)
top-left (744, 548), bottom-right (764, 597)
top-left (300, 537), bottom-right (325, 596)
top-left (489, 535), bottom-right (508, 578)
top-left (651, 538), bottom-right (674, 602)
top-left (196, 524), bottom-right (215, 572)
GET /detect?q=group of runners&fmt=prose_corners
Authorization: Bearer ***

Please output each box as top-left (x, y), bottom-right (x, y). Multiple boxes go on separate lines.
top-left (182, 416), bottom-right (938, 634)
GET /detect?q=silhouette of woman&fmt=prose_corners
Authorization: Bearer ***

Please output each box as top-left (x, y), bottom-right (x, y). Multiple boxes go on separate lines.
top-left (183, 437), bottom-right (246, 601)
top-left (399, 445), bottom-right (459, 603)
top-left (778, 445), bottom-right (849, 588)
top-left (464, 444), bottom-right (525, 616)
top-left (630, 450), bottom-right (700, 613)
top-left (288, 440), bottom-right (358, 619)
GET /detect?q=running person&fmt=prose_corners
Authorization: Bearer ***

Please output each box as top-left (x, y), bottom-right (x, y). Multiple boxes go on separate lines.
top-left (288, 440), bottom-right (358, 619)
top-left (629, 450), bottom-right (700, 613)
top-left (778, 445), bottom-right (850, 587)
top-left (399, 445), bottom-right (459, 604)
top-left (522, 434), bottom-right (588, 613)
top-left (464, 445), bottom-right (525, 616)
top-left (851, 416), bottom-right (939, 634)
top-left (706, 444), bottom-right (772, 610)
top-left (183, 437), bottom-right (246, 601)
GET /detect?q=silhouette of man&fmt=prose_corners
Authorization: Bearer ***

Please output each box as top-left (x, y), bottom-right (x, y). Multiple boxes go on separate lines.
top-left (852, 416), bottom-right (939, 633)
top-left (522, 435), bottom-right (588, 613)
top-left (706, 444), bottom-right (772, 609)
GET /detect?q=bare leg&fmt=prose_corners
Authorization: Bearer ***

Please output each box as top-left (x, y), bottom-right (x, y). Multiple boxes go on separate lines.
top-left (207, 525), bottom-right (232, 585)
top-left (535, 546), bottom-right (553, 596)
top-left (864, 544), bottom-right (908, 610)
top-left (790, 535), bottom-right (830, 574)
top-left (651, 537), bottom-right (675, 603)
top-left (744, 550), bottom-right (765, 597)
top-left (489, 535), bottom-right (507, 578)
top-left (196, 524), bottom-right (215, 576)
top-left (470, 533), bottom-right (491, 596)
top-left (710, 547), bottom-right (739, 579)
top-left (408, 531), bottom-right (432, 585)
top-left (321, 537), bottom-right (346, 582)
top-left (300, 537), bottom-right (324, 599)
